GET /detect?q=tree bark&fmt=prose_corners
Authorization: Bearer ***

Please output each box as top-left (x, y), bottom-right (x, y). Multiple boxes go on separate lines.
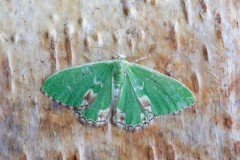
top-left (0, 0), bottom-right (239, 159)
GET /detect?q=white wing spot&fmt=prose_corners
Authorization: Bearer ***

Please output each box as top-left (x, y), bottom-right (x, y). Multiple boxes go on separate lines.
top-left (94, 76), bottom-right (103, 87)
top-left (139, 95), bottom-right (151, 112)
top-left (141, 113), bottom-right (145, 121)
top-left (113, 108), bottom-right (126, 127)
top-left (135, 82), bottom-right (144, 91)
top-left (97, 108), bottom-right (111, 121)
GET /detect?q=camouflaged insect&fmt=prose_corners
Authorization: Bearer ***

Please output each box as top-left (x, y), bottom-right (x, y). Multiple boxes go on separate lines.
top-left (42, 56), bottom-right (195, 130)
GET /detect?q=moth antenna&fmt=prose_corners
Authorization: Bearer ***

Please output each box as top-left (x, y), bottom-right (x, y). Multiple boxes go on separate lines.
top-left (132, 56), bottom-right (149, 63)
top-left (89, 46), bottom-right (126, 58)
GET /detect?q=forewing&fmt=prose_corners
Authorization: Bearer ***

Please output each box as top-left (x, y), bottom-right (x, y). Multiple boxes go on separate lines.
top-left (128, 63), bottom-right (195, 115)
top-left (42, 61), bottom-right (113, 123)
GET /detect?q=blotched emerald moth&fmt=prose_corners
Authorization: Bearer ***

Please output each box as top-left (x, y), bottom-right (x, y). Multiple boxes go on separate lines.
top-left (42, 55), bottom-right (195, 130)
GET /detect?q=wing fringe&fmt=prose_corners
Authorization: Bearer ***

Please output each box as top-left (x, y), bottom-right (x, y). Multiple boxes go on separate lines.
top-left (41, 87), bottom-right (108, 127)
top-left (41, 84), bottom-right (194, 131)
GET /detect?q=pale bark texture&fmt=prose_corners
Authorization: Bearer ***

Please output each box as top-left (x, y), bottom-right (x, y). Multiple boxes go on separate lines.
top-left (0, 0), bottom-right (240, 159)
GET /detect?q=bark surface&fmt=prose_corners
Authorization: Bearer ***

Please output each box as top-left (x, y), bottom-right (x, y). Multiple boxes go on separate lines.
top-left (0, 1), bottom-right (239, 159)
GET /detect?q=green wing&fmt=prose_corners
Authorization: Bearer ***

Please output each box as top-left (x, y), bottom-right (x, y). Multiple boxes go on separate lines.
top-left (42, 61), bottom-right (113, 124)
top-left (113, 73), bottom-right (153, 130)
top-left (114, 63), bottom-right (195, 129)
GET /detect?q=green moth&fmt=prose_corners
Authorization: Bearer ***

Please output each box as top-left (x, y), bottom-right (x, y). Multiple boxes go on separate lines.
top-left (42, 56), bottom-right (195, 130)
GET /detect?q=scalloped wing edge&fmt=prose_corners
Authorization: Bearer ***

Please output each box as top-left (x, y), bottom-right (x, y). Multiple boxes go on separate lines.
top-left (42, 87), bottom-right (194, 131)
top-left (113, 104), bottom-right (194, 131)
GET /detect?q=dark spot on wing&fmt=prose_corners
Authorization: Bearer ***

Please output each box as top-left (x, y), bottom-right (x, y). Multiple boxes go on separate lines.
top-left (84, 90), bottom-right (95, 104)
top-left (120, 115), bottom-right (125, 121)
top-left (98, 113), bottom-right (103, 118)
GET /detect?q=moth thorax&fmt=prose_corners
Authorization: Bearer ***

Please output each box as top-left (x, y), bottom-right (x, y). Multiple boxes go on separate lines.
top-left (113, 61), bottom-right (128, 89)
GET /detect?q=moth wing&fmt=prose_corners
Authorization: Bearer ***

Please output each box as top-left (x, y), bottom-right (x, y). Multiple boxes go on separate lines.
top-left (114, 63), bottom-right (195, 129)
top-left (42, 61), bottom-right (113, 124)
top-left (113, 73), bottom-right (153, 130)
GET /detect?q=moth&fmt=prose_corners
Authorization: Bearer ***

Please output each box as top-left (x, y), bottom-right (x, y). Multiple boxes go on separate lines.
top-left (42, 55), bottom-right (195, 130)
